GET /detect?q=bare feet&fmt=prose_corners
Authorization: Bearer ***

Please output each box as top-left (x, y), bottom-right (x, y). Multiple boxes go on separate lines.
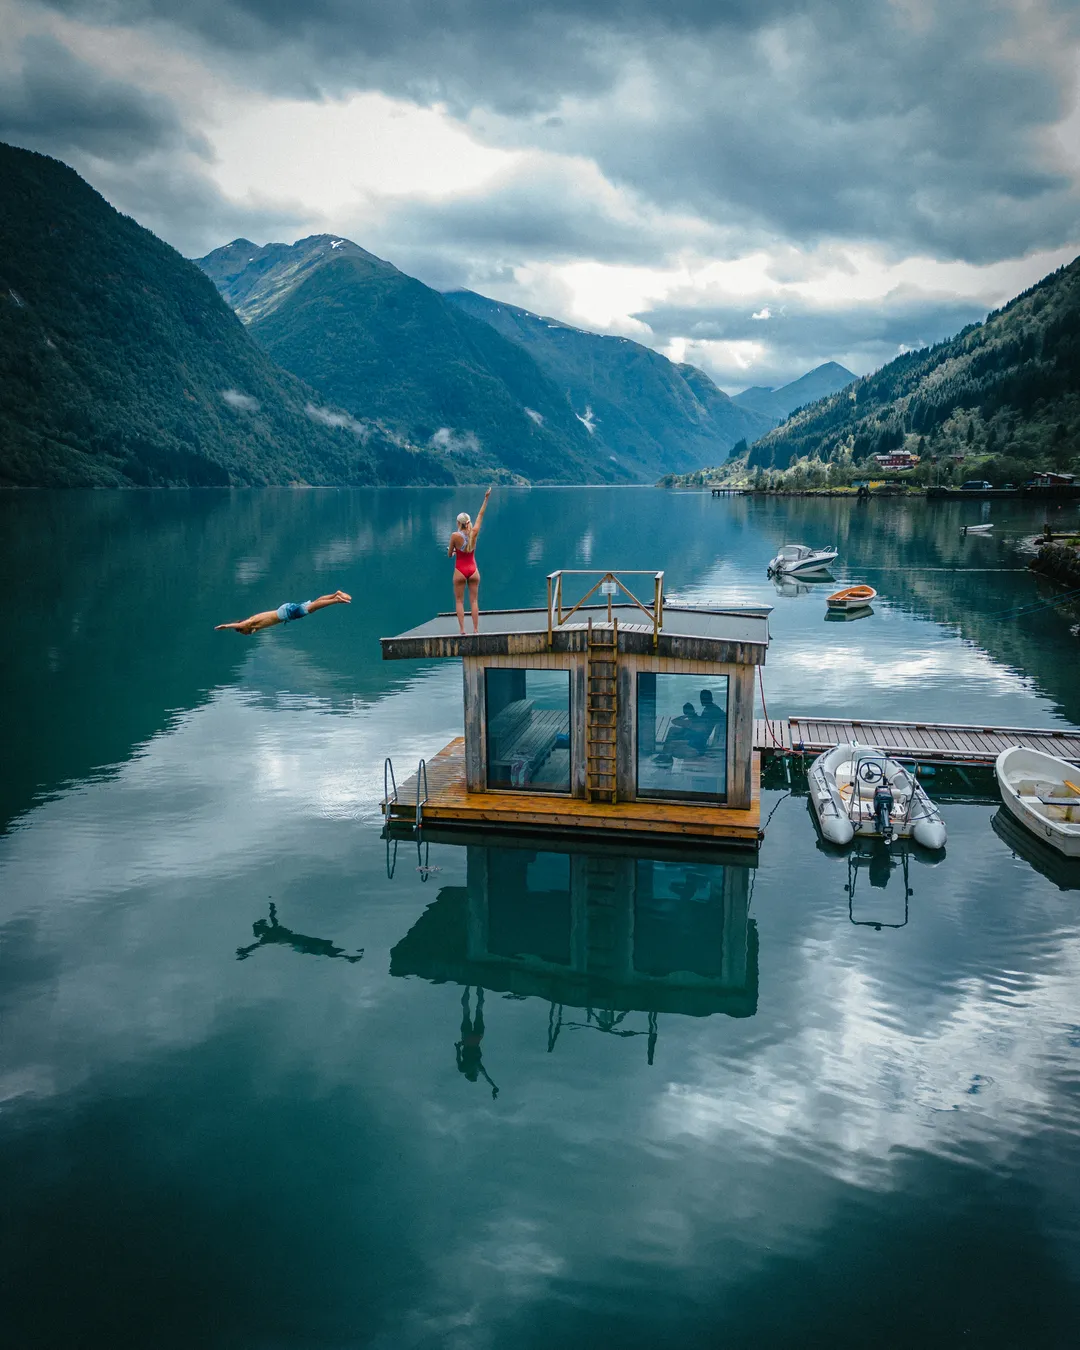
top-left (335, 590), bottom-right (352, 603)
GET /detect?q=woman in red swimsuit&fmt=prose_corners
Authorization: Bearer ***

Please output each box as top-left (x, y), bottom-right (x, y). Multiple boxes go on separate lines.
top-left (448, 487), bottom-right (492, 635)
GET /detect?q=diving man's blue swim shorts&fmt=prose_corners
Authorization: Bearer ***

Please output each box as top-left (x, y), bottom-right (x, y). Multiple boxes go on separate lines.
top-left (276, 601), bottom-right (311, 623)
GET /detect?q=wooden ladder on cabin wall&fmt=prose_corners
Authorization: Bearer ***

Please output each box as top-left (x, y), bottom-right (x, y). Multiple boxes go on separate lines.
top-left (586, 618), bottom-right (618, 803)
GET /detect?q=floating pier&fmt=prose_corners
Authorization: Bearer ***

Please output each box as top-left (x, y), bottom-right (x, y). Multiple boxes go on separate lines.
top-left (384, 738), bottom-right (763, 844)
top-left (754, 716), bottom-right (1080, 767)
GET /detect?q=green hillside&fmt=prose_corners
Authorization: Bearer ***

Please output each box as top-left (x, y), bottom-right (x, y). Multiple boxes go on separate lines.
top-left (444, 289), bottom-right (772, 478)
top-left (199, 237), bottom-right (621, 485)
top-left (0, 143), bottom-right (451, 488)
top-left (740, 258), bottom-right (1080, 481)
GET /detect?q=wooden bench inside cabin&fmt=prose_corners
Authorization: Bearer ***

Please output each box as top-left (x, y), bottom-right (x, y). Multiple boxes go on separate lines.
top-left (488, 699), bottom-right (568, 785)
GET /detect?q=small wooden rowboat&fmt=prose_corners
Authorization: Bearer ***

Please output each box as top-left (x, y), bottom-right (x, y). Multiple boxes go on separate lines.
top-left (995, 746), bottom-right (1080, 858)
top-left (826, 585), bottom-right (877, 611)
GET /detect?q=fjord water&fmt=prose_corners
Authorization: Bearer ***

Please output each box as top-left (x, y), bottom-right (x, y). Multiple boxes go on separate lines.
top-left (2, 487), bottom-right (1080, 1349)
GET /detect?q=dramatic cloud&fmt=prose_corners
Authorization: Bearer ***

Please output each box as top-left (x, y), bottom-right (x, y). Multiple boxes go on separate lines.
top-left (0, 33), bottom-right (197, 160)
top-left (33, 1), bottom-right (1080, 258)
top-left (638, 286), bottom-right (993, 388)
top-left (4, 0), bottom-right (1080, 385)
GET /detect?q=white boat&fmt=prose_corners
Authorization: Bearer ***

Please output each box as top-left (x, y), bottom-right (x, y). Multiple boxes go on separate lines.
top-left (994, 746), bottom-right (1080, 858)
top-left (961, 523), bottom-right (994, 536)
top-left (767, 543), bottom-right (839, 576)
top-left (808, 742), bottom-right (947, 849)
top-left (826, 585), bottom-right (877, 611)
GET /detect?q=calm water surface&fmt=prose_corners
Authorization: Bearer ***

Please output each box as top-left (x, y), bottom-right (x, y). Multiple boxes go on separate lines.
top-left (3, 488), bottom-right (1080, 1348)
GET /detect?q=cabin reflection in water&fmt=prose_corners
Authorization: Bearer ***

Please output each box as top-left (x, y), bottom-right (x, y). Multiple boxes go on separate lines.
top-left (390, 841), bottom-right (757, 1063)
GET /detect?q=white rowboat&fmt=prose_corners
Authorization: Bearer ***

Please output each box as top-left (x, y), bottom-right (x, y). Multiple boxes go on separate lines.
top-left (808, 742), bottom-right (947, 849)
top-left (826, 585), bottom-right (877, 611)
top-left (995, 746), bottom-right (1080, 858)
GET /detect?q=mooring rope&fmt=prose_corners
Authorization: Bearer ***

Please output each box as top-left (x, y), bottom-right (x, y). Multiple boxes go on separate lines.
top-left (757, 665), bottom-right (785, 747)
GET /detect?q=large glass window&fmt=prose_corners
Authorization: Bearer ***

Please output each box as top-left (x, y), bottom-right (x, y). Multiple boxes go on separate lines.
top-left (485, 668), bottom-right (571, 792)
top-left (636, 673), bottom-right (728, 802)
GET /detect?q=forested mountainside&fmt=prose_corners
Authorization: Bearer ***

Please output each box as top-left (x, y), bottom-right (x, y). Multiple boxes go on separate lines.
top-left (742, 257), bottom-right (1080, 476)
top-left (0, 143), bottom-right (444, 488)
top-left (199, 237), bottom-right (621, 485)
top-left (731, 362), bottom-right (856, 426)
top-left (444, 289), bottom-right (771, 478)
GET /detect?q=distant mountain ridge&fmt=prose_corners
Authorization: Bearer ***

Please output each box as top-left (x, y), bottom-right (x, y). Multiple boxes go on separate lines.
top-left (198, 236), bottom-right (619, 485)
top-left (732, 362), bottom-right (856, 425)
top-left (444, 290), bottom-right (773, 478)
top-left (742, 258), bottom-right (1080, 475)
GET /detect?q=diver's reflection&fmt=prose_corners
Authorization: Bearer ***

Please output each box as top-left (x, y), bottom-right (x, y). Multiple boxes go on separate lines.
top-left (456, 987), bottom-right (499, 1099)
top-left (236, 902), bottom-right (365, 962)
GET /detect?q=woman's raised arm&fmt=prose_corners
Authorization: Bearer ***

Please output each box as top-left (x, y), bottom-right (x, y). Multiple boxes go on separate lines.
top-left (469, 487), bottom-right (493, 545)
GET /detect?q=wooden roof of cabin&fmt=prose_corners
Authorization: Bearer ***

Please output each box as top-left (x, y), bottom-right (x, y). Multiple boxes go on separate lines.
top-left (380, 604), bottom-right (771, 665)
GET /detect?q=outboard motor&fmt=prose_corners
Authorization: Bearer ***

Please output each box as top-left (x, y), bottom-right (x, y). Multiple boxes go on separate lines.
top-left (873, 781), bottom-right (895, 841)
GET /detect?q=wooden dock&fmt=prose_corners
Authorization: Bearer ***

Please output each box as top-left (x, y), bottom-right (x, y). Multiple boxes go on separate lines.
top-left (385, 738), bottom-right (763, 845)
top-left (753, 716), bottom-right (1080, 766)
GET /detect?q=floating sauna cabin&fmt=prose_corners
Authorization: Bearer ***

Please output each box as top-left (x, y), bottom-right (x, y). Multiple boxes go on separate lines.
top-left (381, 570), bottom-right (771, 846)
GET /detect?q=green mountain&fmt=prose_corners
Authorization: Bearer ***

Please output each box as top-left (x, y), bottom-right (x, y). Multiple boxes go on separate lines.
top-left (743, 260), bottom-right (1080, 478)
top-left (732, 362), bottom-right (856, 425)
top-left (443, 289), bottom-right (773, 478)
top-left (198, 237), bottom-right (621, 484)
top-left (0, 142), bottom-right (447, 488)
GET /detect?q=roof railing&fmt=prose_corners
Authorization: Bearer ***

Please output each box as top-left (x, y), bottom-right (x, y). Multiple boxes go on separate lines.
top-left (546, 569), bottom-right (664, 649)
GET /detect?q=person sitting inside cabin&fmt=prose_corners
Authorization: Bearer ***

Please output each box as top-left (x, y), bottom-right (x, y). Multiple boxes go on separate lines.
top-left (215, 590), bottom-right (351, 634)
top-left (665, 703), bottom-right (708, 759)
top-left (699, 689), bottom-right (723, 730)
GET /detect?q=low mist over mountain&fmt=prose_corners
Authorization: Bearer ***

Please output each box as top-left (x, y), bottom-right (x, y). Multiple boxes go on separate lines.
top-left (445, 290), bottom-right (772, 478)
top-left (0, 143), bottom-right (435, 489)
top-left (731, 362), bottom-right (856, 426)
top-left (743, 258), bottom-right (1080, 476)
top-left (198, 236), bottom-right (620, 485)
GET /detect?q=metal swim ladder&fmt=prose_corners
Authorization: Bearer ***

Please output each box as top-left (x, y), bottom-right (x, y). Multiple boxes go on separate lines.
top-left (382, 755), bottom-right (429, 830)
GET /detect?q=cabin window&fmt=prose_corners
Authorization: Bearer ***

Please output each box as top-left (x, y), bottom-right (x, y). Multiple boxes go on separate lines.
top-left (636, 673), bottom-right (728, 803)
top-left (485, 668), bottom-right (571, 792)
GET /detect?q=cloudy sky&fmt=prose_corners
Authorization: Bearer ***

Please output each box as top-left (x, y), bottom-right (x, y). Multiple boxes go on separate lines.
top-left (2, 0), bottom-right (1079, 390)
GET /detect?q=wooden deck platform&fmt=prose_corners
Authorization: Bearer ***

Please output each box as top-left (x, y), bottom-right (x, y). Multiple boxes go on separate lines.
top-left (754, 717), bottom-right (1080, 766)
top-left (384, 738), bottom-right (762, 845)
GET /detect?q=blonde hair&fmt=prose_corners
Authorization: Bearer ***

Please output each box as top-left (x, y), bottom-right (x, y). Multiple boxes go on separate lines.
top-left (456, 512), bottom-right (471, 529)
